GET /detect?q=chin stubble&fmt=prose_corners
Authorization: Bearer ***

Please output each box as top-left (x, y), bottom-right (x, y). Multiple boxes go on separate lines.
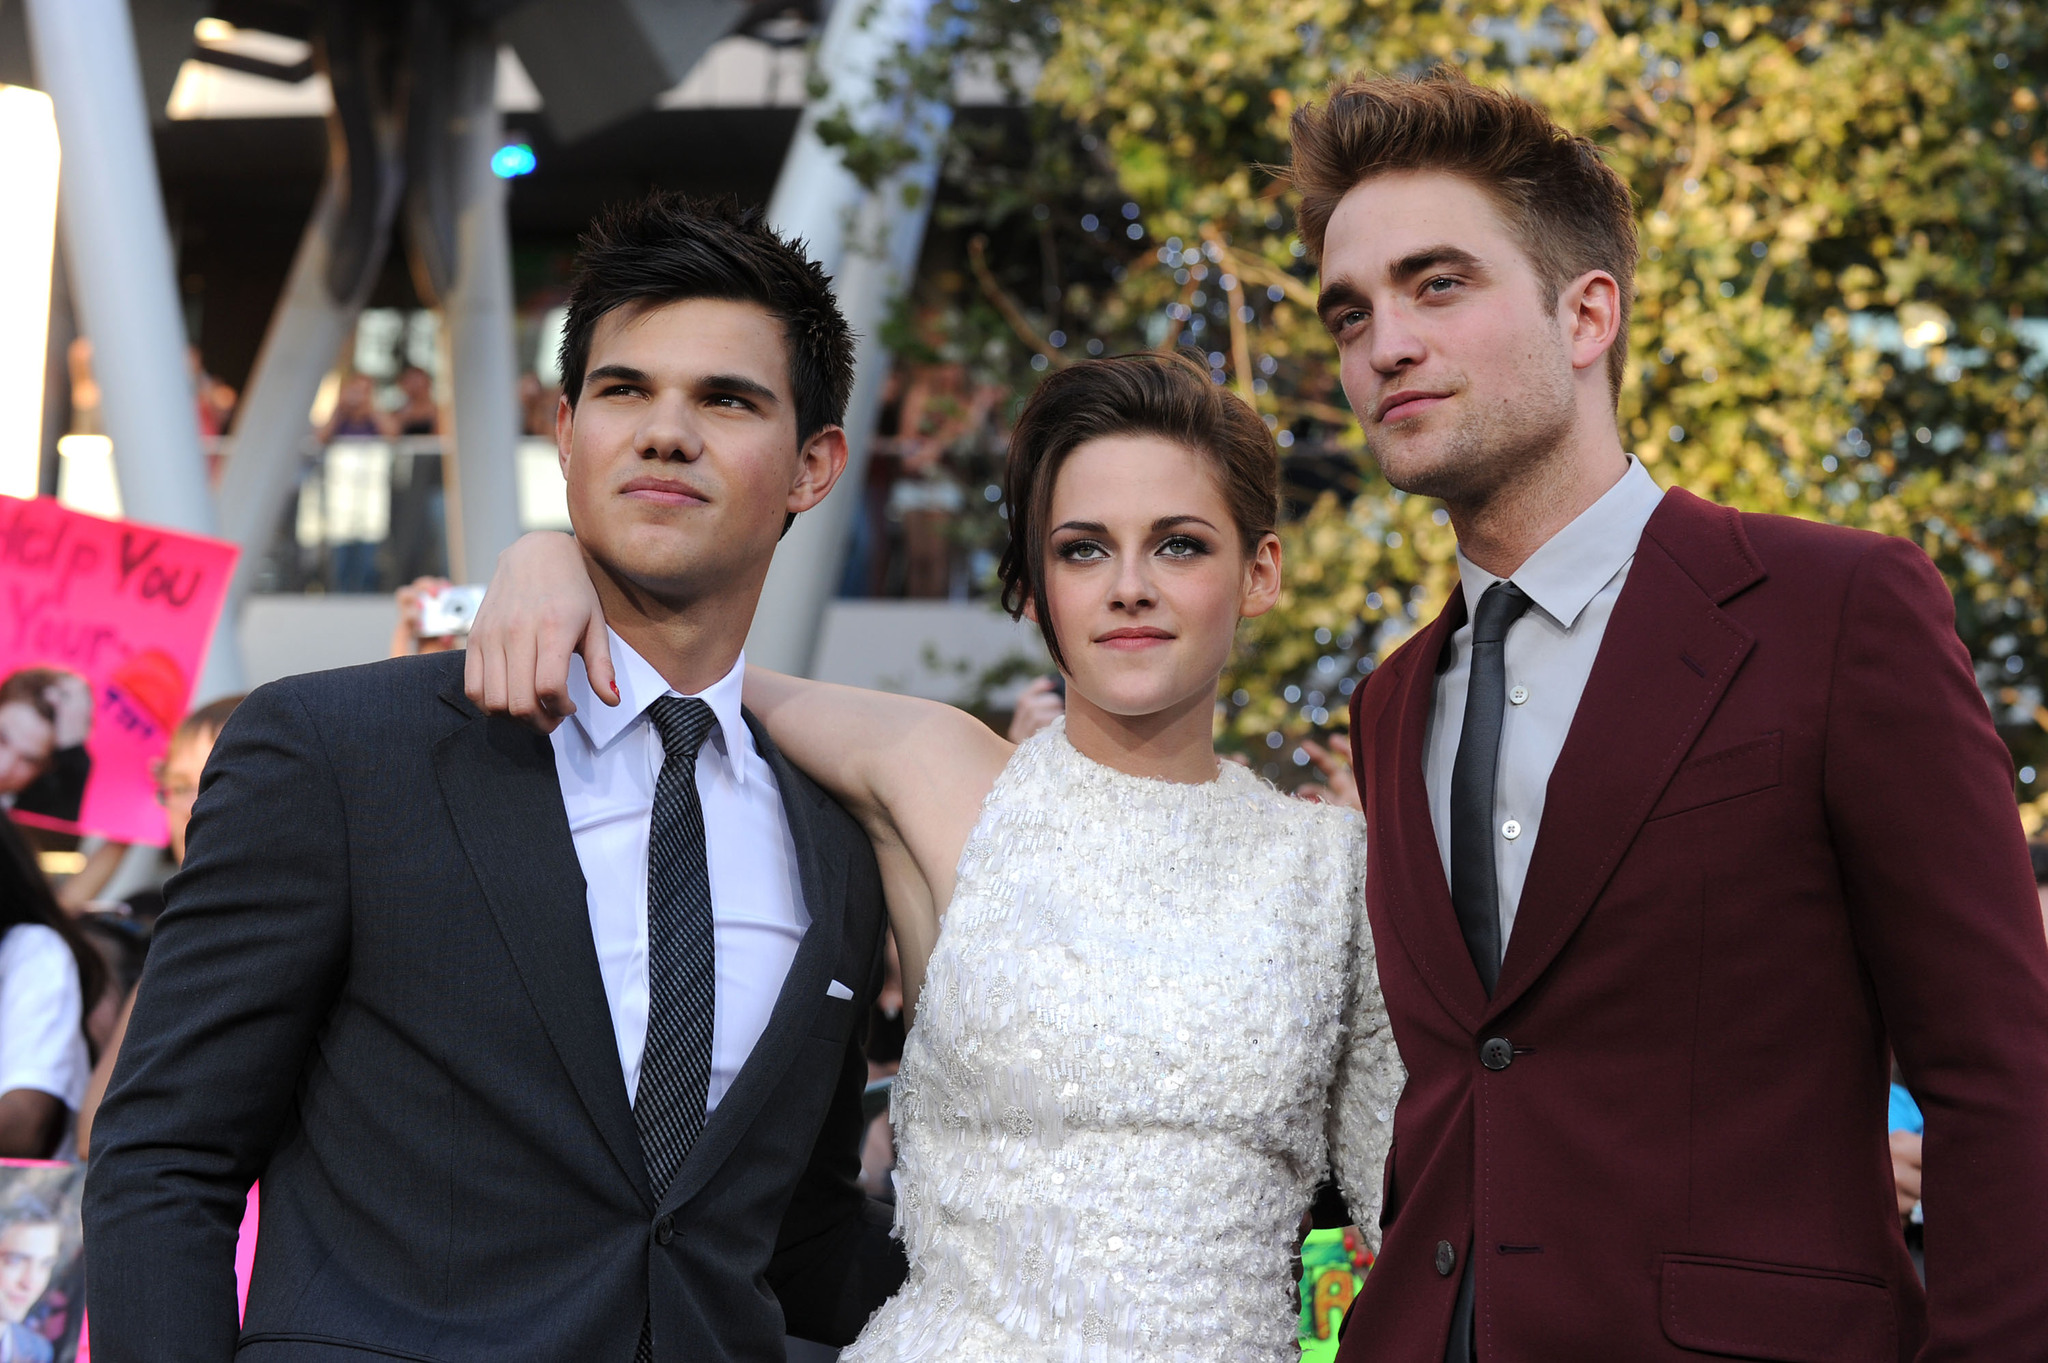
top-left (1367, 373), bottom-right (1576, 513)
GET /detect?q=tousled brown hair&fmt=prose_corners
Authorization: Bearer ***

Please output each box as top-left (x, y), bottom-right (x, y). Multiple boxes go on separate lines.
top-left (1290, 68), bottom-right (1638, 399)
top-left (997, 353), bottom-right (1280, 673)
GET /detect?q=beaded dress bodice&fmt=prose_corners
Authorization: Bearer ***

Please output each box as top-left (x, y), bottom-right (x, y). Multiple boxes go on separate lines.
top-left (840, 722), bottom-right (1400, 1363)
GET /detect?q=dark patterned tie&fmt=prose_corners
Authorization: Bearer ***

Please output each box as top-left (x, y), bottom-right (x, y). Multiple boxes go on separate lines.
top-left (634, 696), bottom-right (718, 1363)
top-left (1449, 580), bottom-right (1533, 999)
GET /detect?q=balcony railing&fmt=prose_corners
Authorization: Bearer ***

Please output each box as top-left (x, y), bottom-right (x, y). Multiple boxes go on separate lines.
top-left (254, 435), bottom-right (568, 593)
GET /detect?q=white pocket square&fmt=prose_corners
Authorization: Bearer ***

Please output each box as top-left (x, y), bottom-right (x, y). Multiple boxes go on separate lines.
top-left (826, 979), bottom-right (855, 1001)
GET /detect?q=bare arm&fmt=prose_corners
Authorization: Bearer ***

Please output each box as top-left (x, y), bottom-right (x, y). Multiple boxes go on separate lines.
top-left (0, 1090), bottom-right (63, 1160)
top-left (744, 668), bottom-right (1010, 1015)
top-left (77, 986), bottom-right (136, 1159)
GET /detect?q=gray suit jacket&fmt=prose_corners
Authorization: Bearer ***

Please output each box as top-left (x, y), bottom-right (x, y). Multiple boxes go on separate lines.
top-left (85, 651), bottom-right (905, 1361)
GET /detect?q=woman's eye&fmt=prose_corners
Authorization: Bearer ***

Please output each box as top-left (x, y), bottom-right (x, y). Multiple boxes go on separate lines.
top-left (1158, 535), bottom-right (1208, 558)
top-left (1056, 540), bottom-right (1108, 561)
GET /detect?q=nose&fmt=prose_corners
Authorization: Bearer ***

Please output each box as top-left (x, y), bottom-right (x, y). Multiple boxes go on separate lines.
top-left (1107, 550), bottom-right (1157, 614)
top-left (635, 389), bottom-right (701, 464)
top-left (1366, 300), bottom-right (1426, 377)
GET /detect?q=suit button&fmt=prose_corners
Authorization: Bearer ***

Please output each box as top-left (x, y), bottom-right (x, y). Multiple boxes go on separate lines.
top-left (1435, 1240), bottom-right (1457, 1276)
top-left (654, 1214), bottom-right (675, 1246)
top-left (1480, 1037), bottom-right (1514, 1071)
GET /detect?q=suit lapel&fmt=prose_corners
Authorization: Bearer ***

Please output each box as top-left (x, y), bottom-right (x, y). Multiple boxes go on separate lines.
top-left (1370, 594), bottom-right (1495, 1032)
top-left (658, 710), bottom-right (848, 1216)
top-left (431, 689), bottom-right (651, 1204)
top-left (1489, 490), bottom-right (1763, 1015)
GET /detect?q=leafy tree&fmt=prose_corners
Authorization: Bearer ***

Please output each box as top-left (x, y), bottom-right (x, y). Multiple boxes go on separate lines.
top-left (825, 1), bottom-right (2048, 806)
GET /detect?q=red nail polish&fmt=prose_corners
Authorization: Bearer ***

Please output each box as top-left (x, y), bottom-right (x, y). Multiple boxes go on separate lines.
top-left (609, 679), bottom-right (620, 697)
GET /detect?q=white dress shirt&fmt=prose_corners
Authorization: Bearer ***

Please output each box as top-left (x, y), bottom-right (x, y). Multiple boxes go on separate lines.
top-left (0, 924), bottom-right (88, 1110)
top-left (550, 632), bottom-right (809, 1112)
top-left (1424, 456), bottom-right (1666, 947)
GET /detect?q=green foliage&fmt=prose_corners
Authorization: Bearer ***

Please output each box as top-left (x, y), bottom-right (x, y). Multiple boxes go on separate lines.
top-left (819, 0), bottom-right (2048, 795)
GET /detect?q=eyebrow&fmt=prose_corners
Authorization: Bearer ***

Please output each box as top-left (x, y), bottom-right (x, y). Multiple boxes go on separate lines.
top-left (1388, 244), bottom-right (1485, 284)
top-left (583, 363), bottom-right (650, 391)
top-left (1315, 279), bottom-right (1366, 331)
top-left (1315, 245), bottom-right (1488, 329)
top-left (699, 372), bottom-right (782, 405)
top-left (1051, 515), bottom-right (1223, 535)
top-left (580, 366), bottom-right (782, 406)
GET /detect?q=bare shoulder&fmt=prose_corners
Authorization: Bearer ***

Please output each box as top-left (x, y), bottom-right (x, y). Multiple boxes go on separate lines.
top-left (885, 695), bottom-right (1014, 791)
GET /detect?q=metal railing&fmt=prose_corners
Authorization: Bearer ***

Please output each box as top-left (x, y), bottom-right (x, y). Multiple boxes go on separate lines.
top-left (252, 435), bottom-right (567, 594)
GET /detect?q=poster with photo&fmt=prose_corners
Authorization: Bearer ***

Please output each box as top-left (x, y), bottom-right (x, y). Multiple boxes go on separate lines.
top-left (0, 495), bottom-right (237, 847)
top-left (0, 1161), bottom-right (85, 1363)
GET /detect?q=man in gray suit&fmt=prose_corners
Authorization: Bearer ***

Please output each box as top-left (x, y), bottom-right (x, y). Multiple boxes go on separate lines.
top-left (84, 194), bottom-right (906, 1362)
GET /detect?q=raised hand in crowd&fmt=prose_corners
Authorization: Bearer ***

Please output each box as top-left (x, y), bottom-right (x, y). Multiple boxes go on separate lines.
top-left (44, 673), bottom-right (92, 752)
top-left (1005, 676), bottom-right (1064, 744)
top-left (1295, 737), bottom-right (1362, 814)
top-left (389, 576), bottom-right (461, 658)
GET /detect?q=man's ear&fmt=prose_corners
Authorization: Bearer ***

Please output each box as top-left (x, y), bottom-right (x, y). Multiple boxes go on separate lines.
top-left (1562, 269), bottom-right (1623, 377)
top-left (789, 425), bottom-right (850, 515)
top-left (554, 392), bottom-right (575, 478)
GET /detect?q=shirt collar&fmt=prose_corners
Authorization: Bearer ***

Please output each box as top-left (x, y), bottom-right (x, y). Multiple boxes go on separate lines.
top-left (1455, 455), bottom-right (1665, 632)
top-left (565, 629), bottom-right (753, 785)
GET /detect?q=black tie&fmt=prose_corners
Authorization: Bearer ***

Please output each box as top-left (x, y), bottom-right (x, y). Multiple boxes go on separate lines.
top-left (1449, 581), bottom-right (1532, 999)
top-left (634, 697), bottom-right (718, 1363)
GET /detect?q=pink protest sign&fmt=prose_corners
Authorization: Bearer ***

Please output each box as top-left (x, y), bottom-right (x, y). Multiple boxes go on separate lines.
top-left (1, 495), bottom-right (238, 847)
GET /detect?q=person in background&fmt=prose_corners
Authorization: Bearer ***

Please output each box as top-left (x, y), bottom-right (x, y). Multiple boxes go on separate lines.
top-left (0, 818), bottom-right (103, 1160)
top-left (519, 373), bottom-right (564, 438)
top-left (114, 696), bottom-right (246, 926)
top-left (188, 346), bottom-right (237, 444)
top-left (2034, 842), bottom-right (2048, 937)
top-left (389, 578), bottom-right (463, 660)
top-left (857, 933), bottom-right (905, 1203)
top-left (392, 366), bottom-right (439, 437)
top-left (0, 672), bottom-right (92, 831)
top-left (318, 373), bottom-right (394, 442)
top-left (0, 1195), bottom-right (63, 1363)
top-left (74, 695), bottom-right (243, 1160)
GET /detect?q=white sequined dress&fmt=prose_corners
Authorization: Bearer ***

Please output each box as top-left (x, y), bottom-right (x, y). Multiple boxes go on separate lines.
top-left (839, 720), bottom-right (1402, 1363)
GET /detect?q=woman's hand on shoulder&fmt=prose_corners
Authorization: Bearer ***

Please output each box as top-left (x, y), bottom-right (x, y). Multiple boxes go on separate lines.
top-left (464, 532), bottom-right (613, 733)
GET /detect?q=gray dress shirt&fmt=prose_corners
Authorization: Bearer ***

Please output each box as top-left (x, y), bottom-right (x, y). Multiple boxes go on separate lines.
top-left (1424, 457), bottom-right (1666, 949)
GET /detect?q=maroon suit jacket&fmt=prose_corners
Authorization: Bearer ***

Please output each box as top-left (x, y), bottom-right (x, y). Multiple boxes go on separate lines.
top-left (1339, 488), bottom-right (2048, 1361)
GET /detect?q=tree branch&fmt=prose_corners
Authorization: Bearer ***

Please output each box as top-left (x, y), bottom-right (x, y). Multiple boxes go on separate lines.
top-left (968, 235), bottom-right (1067, 366)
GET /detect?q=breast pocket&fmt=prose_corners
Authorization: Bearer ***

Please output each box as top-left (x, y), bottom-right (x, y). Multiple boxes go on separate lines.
top-left (1647, 732), bottom-right (1782, 822)
top-left (808, 993), bottom-right (860, 1045)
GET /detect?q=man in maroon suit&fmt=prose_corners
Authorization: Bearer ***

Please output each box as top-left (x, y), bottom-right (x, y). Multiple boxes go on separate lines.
top-left (1300, 71), bottom-right (2048, 1359)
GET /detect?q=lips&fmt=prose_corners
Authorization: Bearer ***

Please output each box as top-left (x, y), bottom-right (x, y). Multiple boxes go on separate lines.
top-left (1094, 627), bottom-right (1174, 651)
top-left (1375, 389), bottom-right (1451, 424)
top-left (619, 475), bottom-right (708, 506)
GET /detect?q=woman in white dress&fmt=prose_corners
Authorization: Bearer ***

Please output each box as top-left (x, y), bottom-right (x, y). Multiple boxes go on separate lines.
top-left (470, 352), bottom-right (1403, 1360)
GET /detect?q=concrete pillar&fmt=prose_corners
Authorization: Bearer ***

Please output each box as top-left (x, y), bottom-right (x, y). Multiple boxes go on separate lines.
top-left (215, 181), bottom-right (381, 613)
top-left (23, 0), bottom-right (239, 697)
top-left (748, 0), bottom-right (948, 675)
top-left (437, 33), bottom-right (523, 584)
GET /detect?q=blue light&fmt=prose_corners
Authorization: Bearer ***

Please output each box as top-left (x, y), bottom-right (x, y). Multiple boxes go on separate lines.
top-left (490, 143), bottom-right (536, 178)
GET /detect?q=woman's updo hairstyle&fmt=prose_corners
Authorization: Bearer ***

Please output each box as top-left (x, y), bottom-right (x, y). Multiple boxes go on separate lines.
top-left (997, 352), bottom-right (1281, 672)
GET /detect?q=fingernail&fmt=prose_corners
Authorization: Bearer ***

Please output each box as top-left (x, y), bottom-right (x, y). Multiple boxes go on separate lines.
top-left (609, 680), bottom-right (620, 698)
